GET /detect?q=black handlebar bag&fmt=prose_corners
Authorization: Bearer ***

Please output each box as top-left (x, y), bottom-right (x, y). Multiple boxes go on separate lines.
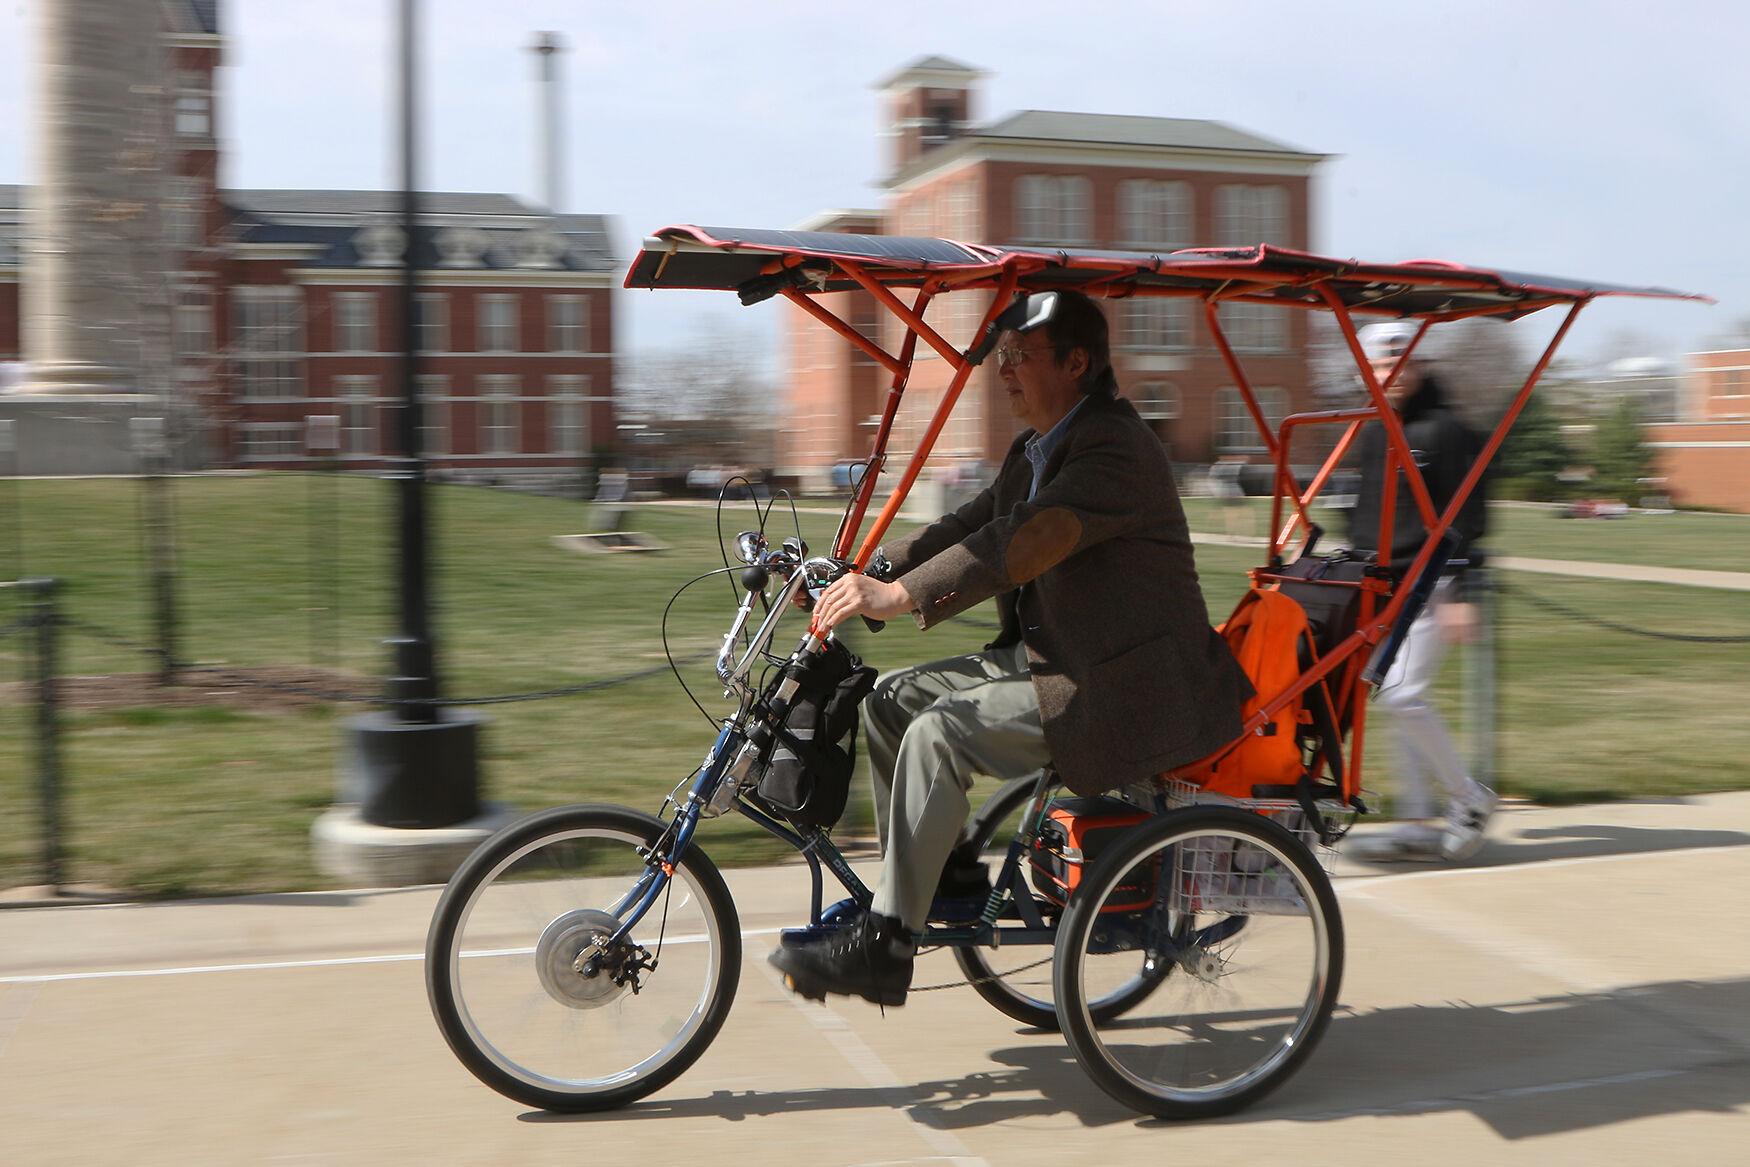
top-left (755, 640), bottom-right (878, 828)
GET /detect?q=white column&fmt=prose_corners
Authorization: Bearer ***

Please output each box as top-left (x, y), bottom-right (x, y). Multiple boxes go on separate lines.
top-left (21, 0), bottom-right (164, 394)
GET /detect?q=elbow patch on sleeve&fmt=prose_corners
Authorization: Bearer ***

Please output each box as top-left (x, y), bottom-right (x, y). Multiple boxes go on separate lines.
top-left (1004, 507), bottom-right (1082, 583)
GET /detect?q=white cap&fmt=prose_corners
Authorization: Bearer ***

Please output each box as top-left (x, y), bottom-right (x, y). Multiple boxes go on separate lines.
top-left (1358, 321), bottom-right (1419, 362)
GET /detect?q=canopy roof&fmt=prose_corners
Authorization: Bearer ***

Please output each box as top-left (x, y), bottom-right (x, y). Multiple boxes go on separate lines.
top-left (626, 224), bottom-right (1709, 322)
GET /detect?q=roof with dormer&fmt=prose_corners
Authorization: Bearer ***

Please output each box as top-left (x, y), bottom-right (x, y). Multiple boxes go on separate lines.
top-left (226, 189), bottom-right (617, 272)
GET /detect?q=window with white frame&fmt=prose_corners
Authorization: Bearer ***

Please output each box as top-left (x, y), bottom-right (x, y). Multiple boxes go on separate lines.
top-left (1215, 385), bottom-right (1288, 452)
top-left (333, 293), bottom-right (376, 353)
top-left (547, 296), bottom-right (586, 353)
top-left (1216, 299), bottom-right (1288, 352)
top-left (548, 374), bottom-right (589, 455)
top-left (1214, 184), bottom-right (1289, 245)
top-left (417, 375), bottom-right (448, 456)
top-left (1117, 180), bottom-right (1191, 249)
top-left (1119, 298), bottom-right (1190, 349)
top-left (174, 71), bottom-right (211, 137)
top-left (173, 290), bottom-right (211, 358)
top-left (238, 423), bottom-right (305, 459)
top-left (335, 376), bottom-right (378, 456)
top-left (415, 293), bottom-right (448, 353)
top-left (1014, 175), bottom-right (1091, 243)
top-left (480, 374), bottom-right (520, 454)
top-left (232, 287), bottom-right (303, 399)
top-left (1132, 381), bottom-right (1181, 422)
top-left (478, 295), bottom-right (518, 352)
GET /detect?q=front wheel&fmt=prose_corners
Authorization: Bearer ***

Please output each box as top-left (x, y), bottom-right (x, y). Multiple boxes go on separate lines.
top-left (426, 803), bottom-right (741, 1112)
top-left (1054, 805), bottom-right (1342, 1119)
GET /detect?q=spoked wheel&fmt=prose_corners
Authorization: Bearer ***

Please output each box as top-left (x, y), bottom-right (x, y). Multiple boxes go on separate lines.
top-left (1053, 805), bottom-right (1342, 1119)
top-left (953, 777), bottom-right (1172, 1032)
top-left (425, 803), bottom-right (741, 1112)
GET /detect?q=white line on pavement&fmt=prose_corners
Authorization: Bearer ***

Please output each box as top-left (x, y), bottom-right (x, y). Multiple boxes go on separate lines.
top-left (0, 926), bottom-right (791, 985)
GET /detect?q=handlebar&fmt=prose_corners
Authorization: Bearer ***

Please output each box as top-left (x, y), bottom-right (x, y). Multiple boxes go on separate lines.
top-left (715, 535), bottom-right (892, 686)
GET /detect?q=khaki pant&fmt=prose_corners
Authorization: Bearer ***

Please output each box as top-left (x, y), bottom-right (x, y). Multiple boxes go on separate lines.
top-left (863, 641), bottom-right (1051, 931)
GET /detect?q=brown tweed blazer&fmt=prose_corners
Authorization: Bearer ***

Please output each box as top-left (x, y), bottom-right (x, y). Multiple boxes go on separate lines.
top-left (883, 393), bottom-right (1251, 796)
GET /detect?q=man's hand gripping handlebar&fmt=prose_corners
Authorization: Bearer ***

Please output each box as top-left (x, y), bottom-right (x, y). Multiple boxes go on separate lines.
top-left (796, 551), bottom-right (909, 636)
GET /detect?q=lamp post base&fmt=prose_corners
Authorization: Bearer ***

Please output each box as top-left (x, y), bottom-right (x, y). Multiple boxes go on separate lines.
top-left (311, 801), bottom-right (519, 887)
top-left (340, 708), bottom-right (485, 828)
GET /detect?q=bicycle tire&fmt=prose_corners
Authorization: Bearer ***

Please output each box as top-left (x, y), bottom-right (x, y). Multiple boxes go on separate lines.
top-left (1054, 805), bottom-right (1342, 1119)
top-left (954, 777), bottom-right (1172, 1031)
top-left (426, 803), bottom-right (741, 1112)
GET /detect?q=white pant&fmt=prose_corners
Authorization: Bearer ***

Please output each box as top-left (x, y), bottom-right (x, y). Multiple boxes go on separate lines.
top-left (861, 641), bottom-right (1051, 931)
top-left (1373, 577), bottom-right (1476, 819)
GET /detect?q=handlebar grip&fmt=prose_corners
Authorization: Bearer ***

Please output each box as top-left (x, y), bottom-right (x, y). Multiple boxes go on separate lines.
top-left (860, 615), bottom-right (885, 634)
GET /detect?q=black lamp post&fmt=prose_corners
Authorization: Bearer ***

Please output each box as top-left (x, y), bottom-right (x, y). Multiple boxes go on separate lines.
top-left (340, 0), bottom-right (483, 830)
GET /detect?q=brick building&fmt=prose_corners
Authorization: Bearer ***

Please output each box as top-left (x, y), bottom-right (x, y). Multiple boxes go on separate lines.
top-left (1646, 348), bottom-right (1750, 512)
top-left (780, 56), bottom-right (1328, 489)
top-left (0, 0), bottom-right (617, 484)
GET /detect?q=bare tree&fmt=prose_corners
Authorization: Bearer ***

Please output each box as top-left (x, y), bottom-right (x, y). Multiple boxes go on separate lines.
top-left (621, 318), bottom-right (779, 471)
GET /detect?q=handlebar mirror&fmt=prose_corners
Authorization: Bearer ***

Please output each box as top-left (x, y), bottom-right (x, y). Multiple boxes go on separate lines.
top-left (734, 530), bottom-right (766, 565)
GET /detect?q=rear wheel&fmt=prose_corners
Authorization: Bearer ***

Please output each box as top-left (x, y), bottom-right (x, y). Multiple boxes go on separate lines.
top-left (426, 804), bottom-right (740, 1112)
top-left (1054, 805), bottom-right (1342, 1119)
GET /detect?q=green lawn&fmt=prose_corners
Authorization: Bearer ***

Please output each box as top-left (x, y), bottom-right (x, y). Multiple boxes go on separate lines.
top-left (1, 475), bottom-right (1745, 895)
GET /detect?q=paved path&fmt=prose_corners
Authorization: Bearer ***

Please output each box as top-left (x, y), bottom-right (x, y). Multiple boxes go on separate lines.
top-left (4, 794), bottom-right (1748, 1166)
top-left (1186, 531), bottom-right (1750, 590)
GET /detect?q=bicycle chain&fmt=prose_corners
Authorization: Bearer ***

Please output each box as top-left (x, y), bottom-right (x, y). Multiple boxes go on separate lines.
top-left (909, 950), bottom-right (1054, 994)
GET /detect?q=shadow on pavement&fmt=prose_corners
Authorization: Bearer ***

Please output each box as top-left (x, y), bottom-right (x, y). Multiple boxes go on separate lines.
top-left (1348, 823), bottom-right (1750, 872)
top-left (522, 977), bottom-right (1750, 1136)
top-left (1229, 976), bottom-right (1750, 1138)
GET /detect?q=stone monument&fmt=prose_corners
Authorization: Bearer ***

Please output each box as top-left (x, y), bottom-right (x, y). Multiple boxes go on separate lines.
top-left (2, 0), bottom-right (175, 473)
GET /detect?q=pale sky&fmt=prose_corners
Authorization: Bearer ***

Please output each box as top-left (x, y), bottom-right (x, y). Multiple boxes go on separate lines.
top-left (2, 0), bottom-right (1743, 371)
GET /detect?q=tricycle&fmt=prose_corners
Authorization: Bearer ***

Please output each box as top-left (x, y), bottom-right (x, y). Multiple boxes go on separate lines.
top-left (425, 226), bottom-right (1703, 1118)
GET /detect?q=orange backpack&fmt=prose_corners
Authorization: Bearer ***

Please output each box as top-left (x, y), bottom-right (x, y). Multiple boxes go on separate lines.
top-left (1188, 587), bottom-right (1314, 798)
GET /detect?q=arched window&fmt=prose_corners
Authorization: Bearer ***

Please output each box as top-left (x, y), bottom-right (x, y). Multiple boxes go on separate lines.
top-left (1117, 180), bottom-right (1192, 249)
top-left (1214, 184), bottom-right (1289, 245)
top-left (1014, 175), bottom-right (1091, 244)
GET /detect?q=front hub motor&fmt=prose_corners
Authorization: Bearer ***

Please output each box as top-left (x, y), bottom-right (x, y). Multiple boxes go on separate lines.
top-left (535, 909), bottom-right (638, 1009)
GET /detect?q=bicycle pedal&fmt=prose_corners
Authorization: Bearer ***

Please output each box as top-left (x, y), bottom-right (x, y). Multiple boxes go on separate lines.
top-left (778, 925), bottom-right (847, 948)
top-left (785, 973), bottom-right (829, 1002)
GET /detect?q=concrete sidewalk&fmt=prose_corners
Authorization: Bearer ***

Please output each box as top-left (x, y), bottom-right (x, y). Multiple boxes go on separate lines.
top-left (3, 793), bottom-right (1748, 1166)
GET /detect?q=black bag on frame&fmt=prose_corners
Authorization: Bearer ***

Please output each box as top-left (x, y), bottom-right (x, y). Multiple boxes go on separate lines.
top-left (755, 640), bottom-right (878, 828)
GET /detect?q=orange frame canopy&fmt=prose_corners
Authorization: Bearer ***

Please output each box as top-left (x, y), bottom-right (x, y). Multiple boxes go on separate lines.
top-left (626, 224), bottom-right (1708, 797)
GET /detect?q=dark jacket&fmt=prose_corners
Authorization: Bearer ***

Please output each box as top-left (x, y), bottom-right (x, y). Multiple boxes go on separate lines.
top-left (883, 393), bottom-right (1251, 796)
top-left (1347, 372), bottom-right (1487, 577)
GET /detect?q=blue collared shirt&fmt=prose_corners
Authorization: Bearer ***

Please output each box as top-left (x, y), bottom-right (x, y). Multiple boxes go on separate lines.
top-left (1024, 397), bottom-right (1086, 500)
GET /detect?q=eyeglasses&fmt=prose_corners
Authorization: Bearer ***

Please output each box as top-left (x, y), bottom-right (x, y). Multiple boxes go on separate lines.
top-left (994, 342), bottom-right (1061, 367)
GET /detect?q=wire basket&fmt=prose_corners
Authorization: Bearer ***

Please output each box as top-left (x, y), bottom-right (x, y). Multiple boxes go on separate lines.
top-left (1121, 777), bottom-right (1352, 917)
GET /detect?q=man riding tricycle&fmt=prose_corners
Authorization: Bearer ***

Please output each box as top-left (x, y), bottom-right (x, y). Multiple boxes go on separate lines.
top-left (424, 224), bottom-right (1704, 1119)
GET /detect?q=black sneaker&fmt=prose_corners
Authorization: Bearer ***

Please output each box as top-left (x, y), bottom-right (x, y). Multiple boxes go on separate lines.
top-left (769, 911), bottom-right (915, 1007)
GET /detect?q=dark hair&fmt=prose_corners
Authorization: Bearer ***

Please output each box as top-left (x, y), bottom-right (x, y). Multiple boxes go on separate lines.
top-left (1041, 290), bottom-right (1115, 396)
